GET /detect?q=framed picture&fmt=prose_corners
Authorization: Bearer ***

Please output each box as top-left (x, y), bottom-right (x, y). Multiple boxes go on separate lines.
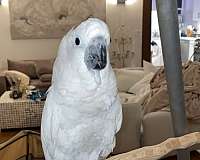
top-left (9, 0), bottom-right (106, 39)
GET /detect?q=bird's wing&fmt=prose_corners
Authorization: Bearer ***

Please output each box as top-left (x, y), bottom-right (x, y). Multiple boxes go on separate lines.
top-left (99, 96), bottom-right (122, 159)
top-left (114, 96), bottom-right (123, 134)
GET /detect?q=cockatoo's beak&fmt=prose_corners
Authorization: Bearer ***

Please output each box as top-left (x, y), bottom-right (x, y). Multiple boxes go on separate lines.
top-left (85, 36), bottom-right (107, 70)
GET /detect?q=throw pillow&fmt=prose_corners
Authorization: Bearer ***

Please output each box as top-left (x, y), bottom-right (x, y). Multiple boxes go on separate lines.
top-left (114, 68), bottom-right (145, 92)
top-left (34, 60), bottom-right (54, 77)
top-left (7, 60), bottom-right (37, 79)
top-left (39, 74), bottom-right (52, 82)
top-left (127, 72), bottom-right (155, 104)
top-left (143, 60), bottom-right (158, 74)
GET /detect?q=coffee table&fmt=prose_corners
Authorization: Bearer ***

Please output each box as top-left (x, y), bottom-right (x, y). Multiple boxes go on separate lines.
top-left (0, 91), bottom-right (45, 130)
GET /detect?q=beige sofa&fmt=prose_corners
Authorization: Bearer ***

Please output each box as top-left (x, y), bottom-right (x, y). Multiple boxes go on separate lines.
top-left (0, 59), bottom-right (54, 95)
top-left (112, 62), bottom-right (158, 154)
top-left (142, 111), bottom-right (200, 147)
top-left (140, 66), bottom-right (200, 150)
top-left (110, 68), bottom-right (145, 154)
top-left (113, 103), bottom-right (142, 154)
top-left (113, 62), bottom-right (200, 156)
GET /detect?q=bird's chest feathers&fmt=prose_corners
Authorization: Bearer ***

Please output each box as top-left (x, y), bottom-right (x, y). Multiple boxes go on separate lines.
top-left (53, 80), bottom-right (117, 110)
top-left (56, 92), bottom-right (117, 115)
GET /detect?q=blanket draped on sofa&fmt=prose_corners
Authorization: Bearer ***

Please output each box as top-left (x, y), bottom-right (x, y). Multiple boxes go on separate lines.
top-left (143, 61), bottom-right (200, 120)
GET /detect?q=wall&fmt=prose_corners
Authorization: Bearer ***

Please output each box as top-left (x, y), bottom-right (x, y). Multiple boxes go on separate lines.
top-left (152, 0), bottom-right (156, 10)
top-left (0, 0), bottom-right (143, 69)
top-left (182, 0), bottom-right (194, 25)
top-left (0, 2), bottom-right (60, 70)
top-left (181, 0), bottom-right (200, 25)
top-left (106, 0), bottom-right (143, 67)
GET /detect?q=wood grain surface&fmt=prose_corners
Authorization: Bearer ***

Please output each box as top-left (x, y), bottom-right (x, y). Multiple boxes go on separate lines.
top-left (107, 132), bottom-right (200, 160)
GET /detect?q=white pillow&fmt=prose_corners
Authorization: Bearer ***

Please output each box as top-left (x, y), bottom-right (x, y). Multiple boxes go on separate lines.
top-left (128, 72), bottom-right (154, 104)
top-left (143, 60), bottom-right (158, 74)
top-left (114, 68), bottom-right (145, 92)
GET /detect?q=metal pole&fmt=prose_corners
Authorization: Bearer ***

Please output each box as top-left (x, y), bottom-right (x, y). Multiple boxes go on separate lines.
top-left (155, 0), bottom-right (190, 159)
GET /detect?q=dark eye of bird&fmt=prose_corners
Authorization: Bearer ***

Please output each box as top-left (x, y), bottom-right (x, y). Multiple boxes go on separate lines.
top-left (75, 38), bottom-right (80, 45)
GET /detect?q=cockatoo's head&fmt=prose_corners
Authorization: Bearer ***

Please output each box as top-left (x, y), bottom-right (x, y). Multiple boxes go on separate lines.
top-left (76, 18), bottom-right (110, 70)
top-left (59, 18), bottom-right (110, 70)
top-left (53, 18), bottom-right (114, 92)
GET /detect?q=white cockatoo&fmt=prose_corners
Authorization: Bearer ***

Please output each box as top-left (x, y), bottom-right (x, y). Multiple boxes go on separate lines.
top-left (41, 18), bottom-right (122, 160)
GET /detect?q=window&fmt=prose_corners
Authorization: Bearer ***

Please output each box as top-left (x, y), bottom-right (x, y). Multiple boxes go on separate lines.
top-left (177, 0), bottom-right (182, 14)
top-left (177, 0), bottom-right (182, 9)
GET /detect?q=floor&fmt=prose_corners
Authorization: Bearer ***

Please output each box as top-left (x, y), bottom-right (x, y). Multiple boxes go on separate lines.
top-left (0, 129), bottom-right (200, 160)
top-left (0, 128), bottom-right (40, 143)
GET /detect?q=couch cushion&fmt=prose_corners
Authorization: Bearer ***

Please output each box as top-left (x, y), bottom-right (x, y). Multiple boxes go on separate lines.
top-left (7, 60), bottom-right (37, 79)
top-left (126, 72), bottom-right (154, 104)
top-left (34, 60), bottom-right (54, 77)
top-left (143, 60), bottom-right (158, 74)
top-left (143, 111), bottom-right (200, 147)
top-left (113, 103), bottom-right (142, 154)
top-left (39, 74), bottom-right (52, 82)
top-left (114, 68), bottom-right (145, 92)
top-left (142, 111), bottom-right (174, 146)
top-left (128, 72), bottom-right (154, 94)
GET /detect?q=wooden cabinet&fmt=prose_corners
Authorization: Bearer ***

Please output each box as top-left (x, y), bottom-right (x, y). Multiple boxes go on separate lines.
top-left (151, 37), bottom-right (196, 66)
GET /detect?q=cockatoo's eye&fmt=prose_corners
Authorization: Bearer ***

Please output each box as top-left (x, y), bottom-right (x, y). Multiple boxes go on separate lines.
top-left (75, 37), bottom-right (80, 46)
